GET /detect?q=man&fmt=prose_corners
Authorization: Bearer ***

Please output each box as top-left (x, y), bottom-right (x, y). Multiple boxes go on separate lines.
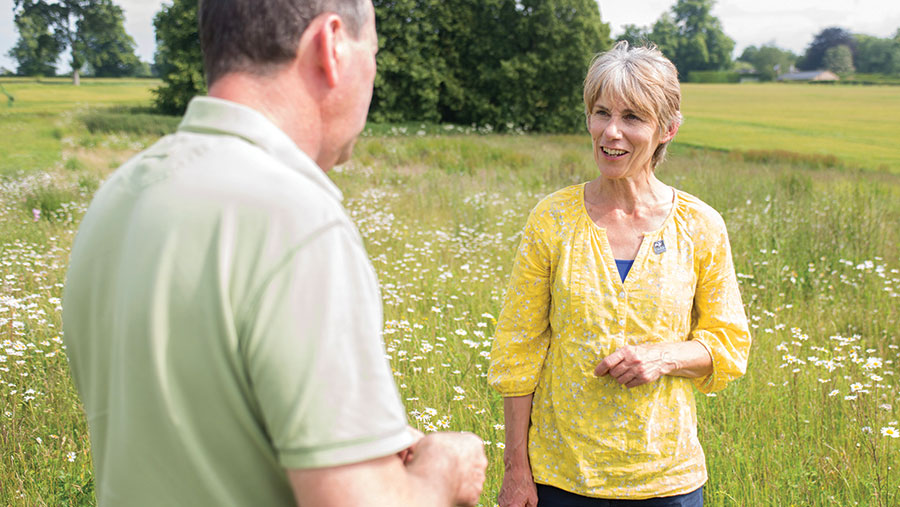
top-left (62, 0), bottom-right (487, 505)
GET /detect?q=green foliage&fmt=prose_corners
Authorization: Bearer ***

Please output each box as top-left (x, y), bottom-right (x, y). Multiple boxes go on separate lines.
top-left (7, 7), bottom-right (61, 76)
top-left (373, 0), bottom-right (611, 132)
top-left (23, 182), bottom-right (79, 222)
top-left (151, 0), bottom-right (205, 115)
top-left (823, 44), bottom-right (855, 74)
top-left (686, 70), bottom-right (739, 83)
top-left (798, 27), bottom-right (856, 71)
top-left (77, 0), bottom-right (141, 77)
top-left (615, 0), bottom-right (734, 78)
top-left (738, 44), bottom-right (797, 81)
top-left (369, 0), bottom-right (444, 124)
top-left (854, 34), bottom-right (900, 75)
top-left (79, 110), bottom-right (180, 136)
top-left (10, 0), bottom-right (143, 82)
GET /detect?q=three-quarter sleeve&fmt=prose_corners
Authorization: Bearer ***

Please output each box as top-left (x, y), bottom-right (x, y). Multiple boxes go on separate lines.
top-left (689, 215), bottom-right (752, 394)
top-left (488, 209), bottom-right (553, 396)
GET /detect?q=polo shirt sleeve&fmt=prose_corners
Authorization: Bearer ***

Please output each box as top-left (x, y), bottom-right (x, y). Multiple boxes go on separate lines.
top-left (488, 208), bottom-right (553, 397)
top-left (689, 214), bottom-right (752, 394)
top-left (239, 220), bottom-right (412, 470)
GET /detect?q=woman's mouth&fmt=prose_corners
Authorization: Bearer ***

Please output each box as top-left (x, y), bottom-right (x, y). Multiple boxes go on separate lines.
top-left (601, 146), bottom-right (628, 159)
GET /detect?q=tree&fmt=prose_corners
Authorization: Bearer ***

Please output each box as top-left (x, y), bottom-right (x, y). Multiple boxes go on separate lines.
top-left (618, 24), bottom-right (649, 47)
top-left (620, 0), bottom-right (734, 78)
top-left (372, 0), bottom-right (611, 132)
top-left (854, 34), bottom-right (900, 74)
top-left (152, 0), bottom-right (205, 115)
top-left (823, 44), bottom-right (854, 74)
top-left (737, 43), bottom-right (797, 81)
top-left (668, 0), bottom-right (734, 77)
top-left (11, 0), bottom-right (142, 83)
top-left (7, 7), bottom-right (62, 76)
top-left (798, 27), bottom-right (855, 71)
top-left (78, 0), bottom-right (141, 77)
top-left (369, 0), bottom-right (445, 124)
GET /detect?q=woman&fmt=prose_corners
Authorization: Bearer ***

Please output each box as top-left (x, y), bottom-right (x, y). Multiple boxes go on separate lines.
top-left (488, 41), bottom-right (751, 507)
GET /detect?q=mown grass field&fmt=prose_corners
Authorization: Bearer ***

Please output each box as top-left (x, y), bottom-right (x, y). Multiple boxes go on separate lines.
top-left (0, 79), bottom-right (898, 506)
top-left (678, 83), bottom-right (900, 173)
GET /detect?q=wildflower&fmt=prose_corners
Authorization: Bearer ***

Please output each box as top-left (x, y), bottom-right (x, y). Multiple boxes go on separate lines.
top-left (864, 357), bottom-right (883, 370)
top-left (850, 382), bottom-right (864, 392)
top-left (881, 427), bottom-right (899, 438)
top-left (67, 452), bottom-right (76, 462)
top-left (32, 208), bottom-right (40, 221)
top-left (496, 442), bottom-right (506, 449)
top-left (828, 390), bottom-right (839, 397)
top-left (861, 426), bottom-right (873, 434)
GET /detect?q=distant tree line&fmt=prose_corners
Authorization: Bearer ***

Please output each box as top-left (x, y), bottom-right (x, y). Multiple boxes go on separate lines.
top-left (149, 0), bottom-right (612, 132)
top-left (8, 0), bottom-right (149, 83)
top-left (8, 0), bottom-right (900, 128)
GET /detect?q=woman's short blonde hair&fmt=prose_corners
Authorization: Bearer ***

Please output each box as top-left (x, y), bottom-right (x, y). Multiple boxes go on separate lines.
top-left (583, 41), bottom-right (683, 168)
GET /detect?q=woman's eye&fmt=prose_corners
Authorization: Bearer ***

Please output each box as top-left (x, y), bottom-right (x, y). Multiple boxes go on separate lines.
top-left (625, 113), bottom-right (642, 121)
top-left (594, 110), bottom-right (609, 117)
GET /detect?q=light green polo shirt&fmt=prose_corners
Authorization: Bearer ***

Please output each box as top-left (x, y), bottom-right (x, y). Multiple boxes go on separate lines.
top-left (63, 97), bottom-right (412, 506)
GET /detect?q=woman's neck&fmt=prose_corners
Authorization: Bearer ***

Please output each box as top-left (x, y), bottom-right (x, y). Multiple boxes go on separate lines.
top-left (586, 172), bottom-right (671, 214)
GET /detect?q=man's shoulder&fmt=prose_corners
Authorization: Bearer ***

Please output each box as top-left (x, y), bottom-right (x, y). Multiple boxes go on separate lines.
top-left (131, 130), bottom-right (342, 218)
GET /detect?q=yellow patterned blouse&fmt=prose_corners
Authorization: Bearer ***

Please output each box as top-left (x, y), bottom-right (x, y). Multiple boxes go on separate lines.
top-left (488, 183), bottom-right (751, 499)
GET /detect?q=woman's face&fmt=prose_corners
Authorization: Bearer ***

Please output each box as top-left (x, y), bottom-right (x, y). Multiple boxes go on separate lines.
top-left (588, 93), bottom-right (671, 180)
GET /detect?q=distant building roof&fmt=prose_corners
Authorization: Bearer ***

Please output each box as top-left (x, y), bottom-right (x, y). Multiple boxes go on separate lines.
top-left (777, 70), bottom-right (840, 82)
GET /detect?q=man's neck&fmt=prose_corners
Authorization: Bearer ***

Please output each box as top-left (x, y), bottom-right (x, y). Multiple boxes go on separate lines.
top-left (207, 72), bottom-right (329, 169)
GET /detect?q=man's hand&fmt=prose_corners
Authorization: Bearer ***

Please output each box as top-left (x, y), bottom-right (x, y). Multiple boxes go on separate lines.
top-left (397, 426), bottom-right (424, 464)
top-left (594, 344), bottom-right (676, 388)
top-left (407, 432), bottom-right (487, 507)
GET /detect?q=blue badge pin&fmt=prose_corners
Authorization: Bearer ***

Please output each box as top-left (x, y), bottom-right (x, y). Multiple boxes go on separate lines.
top-left (652, 239), bottom-right (666, 255)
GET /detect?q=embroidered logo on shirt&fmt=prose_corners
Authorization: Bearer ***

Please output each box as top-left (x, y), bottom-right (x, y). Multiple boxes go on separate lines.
top-left (653, 239), bottom-right (666, 255)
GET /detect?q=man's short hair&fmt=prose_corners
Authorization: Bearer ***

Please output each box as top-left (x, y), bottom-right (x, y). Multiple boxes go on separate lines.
top-left (199, 0), bottom-right (370, 86)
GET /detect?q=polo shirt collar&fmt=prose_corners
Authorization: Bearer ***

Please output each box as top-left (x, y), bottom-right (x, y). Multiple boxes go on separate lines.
top-left (177, 96), bottom-right (343, 202)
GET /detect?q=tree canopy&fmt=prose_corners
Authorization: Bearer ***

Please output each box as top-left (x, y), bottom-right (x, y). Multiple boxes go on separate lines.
top-left (798, 27), bottom-right (856, 71)
top-left (737, 44), bottom-right (797, 81)
top-left (7, 7), bottom-right (62, 76)
top-left (614, 0), bottom-right (734, 79)
top-left (823, 44), bottom-right (854, 74)
top-left (9, 0), bottom-right (143, 82)
top-left (854, 33), bottom-right (900, 75)
top-left (373, 0), bottom-right (612, 132)
top-left (154, 0), bottom-right (611, 131)
top-left (77, 0), bottom-right (142, 77)
top-left (151, 0), bottom-right (204, 115)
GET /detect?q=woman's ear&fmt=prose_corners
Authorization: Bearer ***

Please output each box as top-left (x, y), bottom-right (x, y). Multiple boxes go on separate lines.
top-left (661, 118), bottom-right (680, 144)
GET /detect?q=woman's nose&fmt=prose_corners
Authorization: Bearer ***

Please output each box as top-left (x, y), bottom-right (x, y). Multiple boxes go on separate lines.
top-left (604, 118), bottom-right (622, 139)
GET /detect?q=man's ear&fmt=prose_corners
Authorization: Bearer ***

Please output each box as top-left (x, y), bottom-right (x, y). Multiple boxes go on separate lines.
top-left (316, 14), bottom-right (345, 88)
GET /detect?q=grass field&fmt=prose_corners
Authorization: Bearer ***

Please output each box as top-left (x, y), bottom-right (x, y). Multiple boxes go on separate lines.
top-left (679, 83), bottom-right (900, 173)
top-left (0, 79), bottom-right (899, 505)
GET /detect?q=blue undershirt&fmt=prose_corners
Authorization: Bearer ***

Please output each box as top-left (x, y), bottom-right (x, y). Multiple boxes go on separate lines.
top-left (614, 259), bottom-right (634, 282)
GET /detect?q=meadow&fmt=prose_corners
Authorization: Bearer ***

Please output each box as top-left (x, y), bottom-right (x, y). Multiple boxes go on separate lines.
top-left (0, 78), bottom-right (898, 506)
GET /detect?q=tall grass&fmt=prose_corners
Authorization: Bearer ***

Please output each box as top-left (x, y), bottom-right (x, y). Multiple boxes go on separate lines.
top-left (0, 79), bottom-right (898, 505)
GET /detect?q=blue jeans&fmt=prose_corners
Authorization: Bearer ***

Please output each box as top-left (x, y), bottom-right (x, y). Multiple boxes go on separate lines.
top-left (536, 484), bottom-right (703, 507)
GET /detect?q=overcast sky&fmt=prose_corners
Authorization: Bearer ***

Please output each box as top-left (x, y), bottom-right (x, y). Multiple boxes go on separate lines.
top-left (2, 0), bottom-right (900, 73)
